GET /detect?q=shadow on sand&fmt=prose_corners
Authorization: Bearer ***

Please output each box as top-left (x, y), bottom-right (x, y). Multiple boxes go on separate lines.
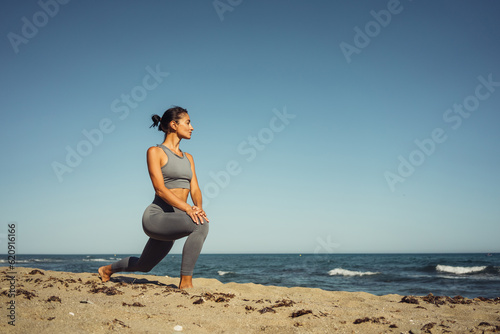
top-left (109, 275), bottom-right (178, 289)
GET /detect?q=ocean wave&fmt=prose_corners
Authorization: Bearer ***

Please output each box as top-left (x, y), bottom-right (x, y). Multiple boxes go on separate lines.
top-left (82, 258), bottom-right (109, 262)
top-left (436, 265), bottom-right (487, 275)
top-left (328, 268), bottom-right (380, 276)
top-left (218, 271), bottom-right (234, 276)
top-left (0, 259), bottom-right (63, 263)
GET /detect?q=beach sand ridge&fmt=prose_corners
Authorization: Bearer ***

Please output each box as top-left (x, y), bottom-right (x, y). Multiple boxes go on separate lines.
top-left (1, 266), bottom-right (499, 333)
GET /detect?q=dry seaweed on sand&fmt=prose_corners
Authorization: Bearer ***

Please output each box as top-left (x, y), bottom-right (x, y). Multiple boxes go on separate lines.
top-left (46, 296), bottom-right (61, 303)
top-left (272, 299), bottom-right (295, 308)
top-left (353, 316), bottom-right (388, 324)
top-left (290, 309), bottom-right (312, 318)
top-left (88, 286), bottom-right (124, 296)
top-left (28, 269), bottom-right (45, 275)
top-left (191, 292), bottom-right (235, 303)
top-left (421, 293), bottom-right (473, 306)
top-left (15, 288), bottom-right (38, 300)
top-left (400, 295), bottom-right (419, 304)
top-left (258, 307), bottom-right (276, 314)
top-left (122, 302), bottom-right (145, 307)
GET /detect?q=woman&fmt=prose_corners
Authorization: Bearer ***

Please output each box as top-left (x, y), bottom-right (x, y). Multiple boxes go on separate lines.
top-left (98, 106), bottom-right (209, 289)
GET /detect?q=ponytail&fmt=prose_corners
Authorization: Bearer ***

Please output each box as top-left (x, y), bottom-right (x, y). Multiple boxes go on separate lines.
top-left (150, 114), bottom-right (162, 131)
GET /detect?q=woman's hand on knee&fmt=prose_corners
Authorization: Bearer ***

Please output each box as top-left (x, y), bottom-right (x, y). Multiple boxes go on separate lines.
top-left (193, 206), bottom-right (209, 223)
top-left (186, 206), bottom-right (208, 225)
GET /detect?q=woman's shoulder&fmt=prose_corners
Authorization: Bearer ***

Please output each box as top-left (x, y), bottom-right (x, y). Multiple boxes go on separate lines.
top-left (184, 152), bottom-right (195, 164)
top-left (147, 145), bottom-right (165, 157)
top-left (147, 146), bottom-right (168, 166)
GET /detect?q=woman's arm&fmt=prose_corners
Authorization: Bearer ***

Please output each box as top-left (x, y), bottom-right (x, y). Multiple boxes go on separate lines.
top-left (146, 146), bottom-right (191, 212)
top-left (186, 153), bottom-right (209, 223)
top-left (186, 153), bottom-right (202, 208)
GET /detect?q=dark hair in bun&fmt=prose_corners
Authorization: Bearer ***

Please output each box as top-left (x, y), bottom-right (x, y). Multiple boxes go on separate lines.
top-left (150, 106), bottom-right (188, 133)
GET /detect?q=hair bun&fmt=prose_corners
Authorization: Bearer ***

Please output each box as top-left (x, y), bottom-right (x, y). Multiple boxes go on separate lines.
top-left (150, 114), bottom-right (162, 130)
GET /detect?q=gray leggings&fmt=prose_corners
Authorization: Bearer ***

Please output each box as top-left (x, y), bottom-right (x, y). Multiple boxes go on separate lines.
top-left (110, 195), bottom-right (209, 276)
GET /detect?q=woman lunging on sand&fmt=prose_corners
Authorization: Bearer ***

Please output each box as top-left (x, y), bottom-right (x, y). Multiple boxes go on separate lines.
top-left (99, 106), bottom-right (209, 289)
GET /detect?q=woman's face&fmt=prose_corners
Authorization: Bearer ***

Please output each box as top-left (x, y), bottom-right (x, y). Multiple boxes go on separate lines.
top-left (173, 113), bottom-right (194, 139)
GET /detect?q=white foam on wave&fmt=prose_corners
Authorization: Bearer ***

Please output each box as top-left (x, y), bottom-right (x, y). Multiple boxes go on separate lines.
top-left (328, 268), bottom-right (380, 276)
top-left (218, 271), bottom-right (234, 276)
top-left (1, 259), bottom-right (63, 263)
top-left (436, 265), bottom-right (487, 275)
top-left (82, 258), bottom-right (109, 262)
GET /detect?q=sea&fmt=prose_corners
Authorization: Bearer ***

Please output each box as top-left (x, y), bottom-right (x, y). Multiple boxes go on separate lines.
top-left (3, 253), bottom-right (499, 299)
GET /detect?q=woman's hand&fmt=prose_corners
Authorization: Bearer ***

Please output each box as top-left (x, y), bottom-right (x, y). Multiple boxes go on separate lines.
top-left (185, 205), bottom-right (209, 225)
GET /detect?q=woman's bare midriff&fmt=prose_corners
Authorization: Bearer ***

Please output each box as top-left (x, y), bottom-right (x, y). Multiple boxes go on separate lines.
top-left (170, 188), bottom-right (190, 203)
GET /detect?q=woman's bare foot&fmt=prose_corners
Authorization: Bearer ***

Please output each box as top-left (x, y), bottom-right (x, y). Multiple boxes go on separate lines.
top-left (98, 265), bottom-right (113, 283)
top-left (179, 275), bottom-right (193, 289)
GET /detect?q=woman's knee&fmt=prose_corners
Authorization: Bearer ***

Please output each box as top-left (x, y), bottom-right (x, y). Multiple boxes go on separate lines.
top-left (134, 257), bottom-right (161, 273)
top-left (197, 222), bottom-right (209, 238)
top-left (138, 266), bottom-right (155, 273)
top-left (134, 261), bottom-right (156, 272)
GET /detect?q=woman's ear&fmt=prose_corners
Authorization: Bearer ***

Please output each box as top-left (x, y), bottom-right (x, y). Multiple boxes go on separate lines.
top-left (169, 120), bottom-right (177, 132)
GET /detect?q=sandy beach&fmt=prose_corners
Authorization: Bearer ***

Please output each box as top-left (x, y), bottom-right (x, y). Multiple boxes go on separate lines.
top-left (1, 266), bottom-right (499, 333)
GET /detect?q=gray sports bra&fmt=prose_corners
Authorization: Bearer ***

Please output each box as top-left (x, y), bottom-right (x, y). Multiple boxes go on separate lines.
top-left (158, 145), bottom-right (192, 189)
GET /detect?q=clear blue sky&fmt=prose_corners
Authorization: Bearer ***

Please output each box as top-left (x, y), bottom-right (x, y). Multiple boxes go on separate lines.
top-left (1, 0), bottom-right (499, 255)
